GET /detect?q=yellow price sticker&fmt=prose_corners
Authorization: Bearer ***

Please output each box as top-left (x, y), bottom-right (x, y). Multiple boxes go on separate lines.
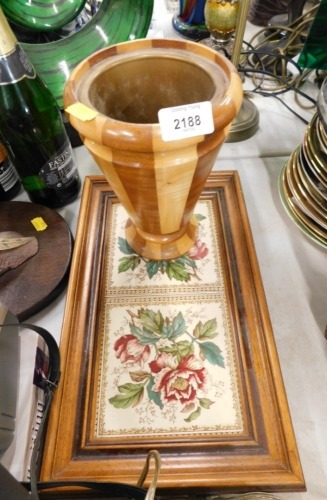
top-left (31, 217), bottom-right (48, 231)
top-left (65, 103), bottom-right (99, 121)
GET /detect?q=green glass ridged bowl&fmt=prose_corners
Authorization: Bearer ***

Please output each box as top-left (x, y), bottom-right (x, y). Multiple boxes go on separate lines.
top-left (0, 0), bottom-right (88, 31)
top-left (9, 0), bottom-right (154, 108)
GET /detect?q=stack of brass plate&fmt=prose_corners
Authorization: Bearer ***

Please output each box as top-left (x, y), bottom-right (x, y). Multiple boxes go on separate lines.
top-left (279, 111), bottom-right (327, 248)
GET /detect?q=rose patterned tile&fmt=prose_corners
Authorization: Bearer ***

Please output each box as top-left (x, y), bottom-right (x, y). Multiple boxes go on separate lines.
top-left (94, 199), bottom-right (244, 440)
top-left (105, 200), bottom-right (225, 293)
top-left (95, 297), bottom-right (243, 439)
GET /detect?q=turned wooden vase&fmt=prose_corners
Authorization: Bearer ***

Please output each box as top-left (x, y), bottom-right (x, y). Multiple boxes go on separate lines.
top-left (64, 38), bottom-right (242, 260)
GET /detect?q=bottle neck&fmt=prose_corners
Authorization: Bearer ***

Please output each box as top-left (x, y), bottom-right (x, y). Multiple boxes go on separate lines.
top-left (0, 8), bottom-right (17, 57)
top-left (0, 8), bottom-right (36, 85)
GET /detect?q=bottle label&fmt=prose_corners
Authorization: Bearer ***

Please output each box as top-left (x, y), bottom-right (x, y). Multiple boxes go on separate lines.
top-left (0, 43), bottom-right (36, 85)
top-left (39, 140), bottom-right (78, 190)
top-left (0, 157), bottom-right (19, 192)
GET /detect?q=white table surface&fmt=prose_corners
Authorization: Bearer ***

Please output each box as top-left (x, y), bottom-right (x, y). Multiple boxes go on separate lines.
top-left (2, 1), bottom-right (327, 499)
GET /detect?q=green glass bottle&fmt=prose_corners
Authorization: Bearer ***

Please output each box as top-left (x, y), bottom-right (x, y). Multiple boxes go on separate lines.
top-left (0, 8), bottom-right (80, 209)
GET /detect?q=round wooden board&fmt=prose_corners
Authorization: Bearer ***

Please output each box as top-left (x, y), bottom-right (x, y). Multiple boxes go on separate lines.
top-left (0, 201), bottom-right (73, 320)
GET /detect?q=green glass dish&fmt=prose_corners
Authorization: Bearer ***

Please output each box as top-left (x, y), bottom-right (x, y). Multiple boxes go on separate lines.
top-left (298, 0), bottom-right (327, 71)
top-left (19, 0), bottom-right (154, 108)
top-left (0, 0), bottom-right (87, 32)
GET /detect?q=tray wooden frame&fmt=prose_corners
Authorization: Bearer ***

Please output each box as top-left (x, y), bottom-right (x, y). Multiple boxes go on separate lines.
top-left (41, 172), bottom-right (305, 495)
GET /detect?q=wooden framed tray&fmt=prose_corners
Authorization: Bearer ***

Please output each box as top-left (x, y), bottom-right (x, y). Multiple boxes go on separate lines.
top-left (41, 172), bottom-right (305, 495)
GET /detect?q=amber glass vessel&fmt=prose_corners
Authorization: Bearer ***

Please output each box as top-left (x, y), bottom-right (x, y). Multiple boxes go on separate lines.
top-left (201, 0), bottom-right (240, 56)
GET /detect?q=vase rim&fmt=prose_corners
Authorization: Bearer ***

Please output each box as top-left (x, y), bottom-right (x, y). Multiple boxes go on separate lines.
top-left (64, 38), bottom-right (243, 151)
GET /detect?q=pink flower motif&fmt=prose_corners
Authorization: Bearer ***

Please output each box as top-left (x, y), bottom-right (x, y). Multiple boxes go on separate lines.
top-left (188, 239), bottom-right (208, 260)
top-left (114, 334), bottom-right (150, 366)
top-left (150, 354), bottom-right (208, 406)
top-left (149, 352), bottom-right (178, 373)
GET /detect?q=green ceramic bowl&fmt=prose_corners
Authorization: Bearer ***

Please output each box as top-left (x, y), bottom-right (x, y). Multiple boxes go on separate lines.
top-left (16, 0), bottom-right (153, 108)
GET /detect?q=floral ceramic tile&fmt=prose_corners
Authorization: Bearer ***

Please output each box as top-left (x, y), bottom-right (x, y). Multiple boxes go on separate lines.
top-left (105, 200), bottom-right (225, 292)
top-left (94, 200), bottom-right (244, 440)
top-left (96, 296), bottom-right (243, 438)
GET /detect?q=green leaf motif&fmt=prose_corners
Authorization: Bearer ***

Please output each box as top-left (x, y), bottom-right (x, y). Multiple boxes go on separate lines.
top-left (175, 255), bottom-right (197, 270)
top-left (109, 383), bottom-right (144, 409)
top-left (166, 261), bottom-right (191, 282)
top-left (199, 398), bottom-right (215, 409)
top-left (199, 342), bottom-right (225, 368)
top-left (118, 237), bottom-right (135, 255)
top-left (184, 406), bottom-right (201, 422)
top-left (117, 235), bottom-right (205, 281)
top-left (130, 323), bottom-right (159, 345)
top-left (194, 213), bottom-right (206, 222)
top-left (130, 370), bottom-right (150, 383)
top-left (118, 256), bottom-right (141, 273)
top-left (138, 308), bottom-right (164, 335)
top-left (147, 376), bottom-right (163, 409)
top-left (193, 318), bottom-right (218, 340)
top-left (146, 260), bottom-right (160, 279)
top-left (160, 340), bottom-right (194, 362)
top-left (162, 312), bottom-right (186, 341)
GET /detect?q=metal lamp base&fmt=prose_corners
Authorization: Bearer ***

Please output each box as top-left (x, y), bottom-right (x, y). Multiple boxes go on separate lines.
top-left (226, 96), bottom-right (260, 142)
